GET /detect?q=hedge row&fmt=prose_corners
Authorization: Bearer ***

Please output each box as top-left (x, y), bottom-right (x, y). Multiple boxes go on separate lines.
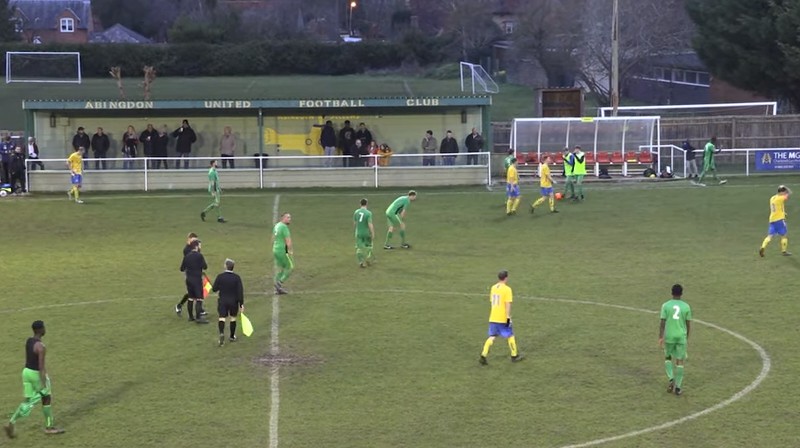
top-left (0, 38), bottom-right (450, 77)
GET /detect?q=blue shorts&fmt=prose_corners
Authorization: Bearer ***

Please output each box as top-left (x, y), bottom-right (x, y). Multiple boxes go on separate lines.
top-left (488, 322), bottom-right (514, 338)
top-left (506, 184), bottom-right (520, 198)
top-left (768, 220), bottom-right (787, 236)
top-left (71, 174), bottom-right (82, 185)
top-left (540, 187), bottom-right (553, 196)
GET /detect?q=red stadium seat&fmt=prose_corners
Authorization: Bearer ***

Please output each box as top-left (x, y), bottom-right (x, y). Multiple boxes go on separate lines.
top-left (526, 152), bottom-right (539, 164)
top-left (585, 152), bottom-right (595, 164)
top-left (554, 152), bottom-right (564, 164)
top-left (611, 151), bottom-right (624, 164)
top-left (597, 152), bottom-right (611, 164)
top-left (516, 153), bottom-right (527, 165)
top-left (638, 151), bottom-right (653, 164)
top-left (625, 152), bottom-right (638, 163)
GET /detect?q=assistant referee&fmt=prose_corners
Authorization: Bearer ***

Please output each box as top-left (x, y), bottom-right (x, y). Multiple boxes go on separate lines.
top-left (212, 258), bottom-right (244, 346)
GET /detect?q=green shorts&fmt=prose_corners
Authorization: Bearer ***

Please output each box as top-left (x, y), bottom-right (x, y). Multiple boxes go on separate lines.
top-left (355, 235), bottom-right (373, 249)
top-left (386, 213), bottom-right (402, 228)
top-left (664, 341), bottom-right (687, 361)
top-left (273, 252), bottom-right (294, 270)
top-left (209, 190), bottom-right (221, 205)
top-left (22, 367), bottom-right (50, 399)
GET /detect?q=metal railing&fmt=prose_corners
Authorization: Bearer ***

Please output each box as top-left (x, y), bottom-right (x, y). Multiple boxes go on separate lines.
top-left (24, 152), bottom-right (493, 192)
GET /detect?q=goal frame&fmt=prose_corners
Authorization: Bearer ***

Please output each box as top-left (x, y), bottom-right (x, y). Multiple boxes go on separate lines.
top-left (459, 61), bottom-right (499, 95)
top-left (5, 51), bottom-right (82, 84)
top-left (597, 101), bottom-right (778, 118)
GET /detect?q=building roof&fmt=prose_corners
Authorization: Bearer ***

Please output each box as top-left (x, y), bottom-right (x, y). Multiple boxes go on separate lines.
top-left (10, 0), bottom-right (93, 30)
top-left (90, 23), bottom-right (151, 44)
top-left (644, 51), bottom-right (707, 71)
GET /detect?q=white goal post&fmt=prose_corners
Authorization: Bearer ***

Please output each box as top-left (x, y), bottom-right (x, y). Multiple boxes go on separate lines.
top-left (459, 61), bottom-right (499, 94)
top-left (598, 101), bottom-right (778, 117)
top-left (5, 51), bottom-right (82, 84)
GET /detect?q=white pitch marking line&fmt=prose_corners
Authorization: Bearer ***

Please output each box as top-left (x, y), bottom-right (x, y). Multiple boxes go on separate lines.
top-left (269, 194), bottom-right (281, 448)
top-left (0, 288), bottom-right (770, 447)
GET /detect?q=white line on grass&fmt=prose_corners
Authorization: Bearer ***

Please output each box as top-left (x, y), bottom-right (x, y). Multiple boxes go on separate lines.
top-left (269, 194), bottom-right (281, 448)
top-left (2, 288), bottom-right (770, 447)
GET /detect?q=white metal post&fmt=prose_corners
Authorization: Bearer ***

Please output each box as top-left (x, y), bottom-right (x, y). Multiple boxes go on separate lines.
top-left (374, 155), bottom-right (379, 188)
top-left (144, 157), bottom-right (149, 191)
top-left (621, 119), bottom-right (627, 176)
top-left (594, 120), bottom-right (600, 176)
top-left (487, 151), bottom-right (492, 186)
top-left (746, 149), bottom-right (750, 176)
top-left (536, 121), bottom-right (542, 160)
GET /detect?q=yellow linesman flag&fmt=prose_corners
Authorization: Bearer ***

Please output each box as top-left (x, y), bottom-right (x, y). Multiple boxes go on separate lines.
top-left (202, 274), bottom-right (213, 299)
top-left (240, 312), bottom-right (254, 337)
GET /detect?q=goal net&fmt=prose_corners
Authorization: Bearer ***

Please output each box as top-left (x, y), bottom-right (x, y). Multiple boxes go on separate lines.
top-left (5, 51), bottom-right (82, 84)
top-left (598, 102), bottom-right (777, 118)
top-left (460, 62), bottom-right (499, 94)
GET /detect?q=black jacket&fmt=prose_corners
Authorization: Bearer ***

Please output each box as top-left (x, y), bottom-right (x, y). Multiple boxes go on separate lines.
top-left (440, 137), bottom-right (459, 155)
top-left (9, 152), bottom-right (25, 175)
top-left (355, 129), bottom-right (373, 146)
top-left (172, 126), bottom-right (197, 154)
top-left (139, 129), bottom-right (158, 156)
top-left (180, 251), bottom-right (207, 281)
top-left (465, 133), bottom-right (483, 152)
top-left (154, 133), bottom-right (169, 157)
top-left (320, 125), bottom-right (337, 147)
top-left (683, 141), bottom-right (696, 161)
top-left (122, 132), bottom-right (138, 157)
top-left (339, 126), bottom-right (355, 150)
top-left (72, 132), bottom-right (90, 151)
top-left (212, 271), bottom-right (244, 305)
top-left (91, 133), bottom-right (110, 154)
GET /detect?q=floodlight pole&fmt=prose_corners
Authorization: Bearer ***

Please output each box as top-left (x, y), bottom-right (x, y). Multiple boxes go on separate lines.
top-left (610, 0), bottom-right (620, 117)
top-left (348, 1), bottom-right (357, 36)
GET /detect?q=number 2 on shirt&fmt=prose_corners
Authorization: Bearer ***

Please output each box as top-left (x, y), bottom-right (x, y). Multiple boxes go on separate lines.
top-left (491, 294), bottom-right (501, 307)
top-left (672, 305), bottom-right (681, 320)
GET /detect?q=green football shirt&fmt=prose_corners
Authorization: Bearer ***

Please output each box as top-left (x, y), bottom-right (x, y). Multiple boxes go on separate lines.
top-left (386, 195), bottom-right (411, 216)
top-left (353, 208), bottom-right (373, 237)
top-left (504, 155), bottom-right (515, 170)
top-left (208, 167), bottom-right (220, 192)
top-left (703, 141), bottom-right (715, 163)
top-left (272, 222), bottom-right (291, 254)
top-left (660, 299), bottom-right (692, 343)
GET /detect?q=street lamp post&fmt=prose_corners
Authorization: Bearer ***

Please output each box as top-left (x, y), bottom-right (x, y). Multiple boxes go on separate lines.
top-left (348, 1), bottom-right (357, 36)
top-left (610, 0), bottom-right (620, 116)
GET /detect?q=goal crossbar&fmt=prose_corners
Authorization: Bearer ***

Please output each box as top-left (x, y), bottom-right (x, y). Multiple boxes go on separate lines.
top-left (598, 101), bottom-right (778, 117)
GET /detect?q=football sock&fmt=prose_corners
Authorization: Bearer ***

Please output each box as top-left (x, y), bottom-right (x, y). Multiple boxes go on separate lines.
top-left (280, 268), bottom-right (292, 283)
top-left (187, 300), bottom-right (195, 319)
top-left (665, 360), bottom-right (674, 379)
top-left (548, 197), bottom-right (555, 211)
top-left (42, 405), bottom-right (53, 427)
top-left (230, 321), bottom-right (237, 338)
top-left (399, 230), bottom-right (406, 244)
top-left (761, 236), bottom-right (772, 249)
top-left (366, 247), bottom-right (373, 260)
top-left (506, 198), bottom-right (513, 214)
top-left (576, 181), bottom-right (583, 198)
top-left (511, 197), bottom-right (520, 212)
top-left (675, 365), bottom-right (685, 388)
top-left (781, 237), bottom-right (788, 252)
top-left (533, 197), bottom-right (546, 209)
top-left (218, 320), bottom-right (225, 334)
top-left (508, 336), bottom-right (518, 357)
top-left (67, 187), bottom-right (72, 198)
top-left (356, 248), bottom-right (364, 263)
top-left (179, 294), bottom-right (189, 306)
top-left (481, 338), bottom-right (494, 357)
top-left (385, 231), bottom-right (393, 245)
top-left (74, 188), bottom-right (80, 201)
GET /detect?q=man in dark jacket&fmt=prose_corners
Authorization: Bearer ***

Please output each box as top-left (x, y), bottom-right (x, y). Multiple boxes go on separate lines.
top-left (140, 124), bottom-right (158, 169)
top-left (440, 130), bottom-right (459, 166)
top-left (72, 127), bottom-right (90, 170)
top-left (172, 119), bottom-right (197, 169)
top-left (0, 134), bottom-right (13, 183)
top-left (154, 126), bottom-right (170, 169)
top-left (212, 258), bottom-right (245, 346)
top-left (91, 127), bottom-right (110, 170)
top-left (338, 120), bottom-right (356, 167)
top-left (683, 140), bottom-right (698, 178)
top-left (180, 239), bottom-right (208, 323)
top-left (464, 127), bottom-right (484, 165)
top-left (320, 120), bottom-right (337, 167)
top-left (355, 123), bottom-right (373, 149)
top-left (9, 146), bottom-right (25, 193)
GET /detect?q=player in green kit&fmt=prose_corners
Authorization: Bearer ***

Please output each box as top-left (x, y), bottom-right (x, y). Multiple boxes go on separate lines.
top-left (659, 284), bottom-right (692, 396)
top-left (201, 160), bottom-right (226, 223)
top-left (384, 190), bottom-right (416, 249)
top-left (502, 150), bottom-right (515, 206)
top-left (272, 213), bottom-right (293, 295)
top-left (353, 198), bottom-right (375, 268)
top-left (696, 137), bottom-right (727, 186)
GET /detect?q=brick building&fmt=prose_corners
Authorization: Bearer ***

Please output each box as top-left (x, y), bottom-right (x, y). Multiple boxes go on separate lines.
top-left (10, 0), bottom-right (94, 44)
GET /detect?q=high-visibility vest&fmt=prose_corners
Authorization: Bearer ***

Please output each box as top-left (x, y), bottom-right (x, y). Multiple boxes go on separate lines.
top-left (573, 151), bottom-right (587, 175)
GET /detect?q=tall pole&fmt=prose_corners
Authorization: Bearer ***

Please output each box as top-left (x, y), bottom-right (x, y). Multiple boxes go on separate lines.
top-left (611, 0), bottom-right (620, 116)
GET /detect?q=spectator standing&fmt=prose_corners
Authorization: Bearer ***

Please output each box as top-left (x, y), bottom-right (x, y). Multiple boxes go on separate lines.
top-left (465, 127), bottom-right (484, 165)
top-left (320, 120), bottom-right (337, 167)
top-left (378, 144), bottom-right (393, 167)
top-left (355, 123), bottom-right (373, 151)
top-left (172, 119), bottom-right (196, 169)
top-left (348, 139), bottom-right (365, 167)
top-left (683, 140), bottom-right (698, 178)
top-left (0, 134), bottom-right (14, 182)
top-left (122, 125), bottom-right (138, 170)
top-left (71, 127), bottom-right (90, 170)
top-left (91, 128), bottom-right (110, 170)
top-left (27, 137), bottom-right (44, 170)
top-left (219, 126), bottom-right (237, 169)
top-left (338, 120), bottom-right (356, 167)
top-left (153, 126), bottom-right (169, 169)
top-left (421, 130), bottom-right (437, 166)
top-left (440, 130), bottom-right (459, 166)
top-left (140, 124), bottom-right (158, 169)
top-left (9, 146), bottom-right (25, 193)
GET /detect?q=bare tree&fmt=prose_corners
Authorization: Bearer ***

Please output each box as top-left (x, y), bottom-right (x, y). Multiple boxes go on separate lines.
top-left (142, 66), bottom-right (156, 100)
top-left (439, 0), bottom-right (502, 61)
top-left (109, 67), bottom-right (125, 100)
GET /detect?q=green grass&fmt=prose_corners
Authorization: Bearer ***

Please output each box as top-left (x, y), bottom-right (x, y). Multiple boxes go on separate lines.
top-left (0, 75), bottom-right (534, 131)
top-left (1, 177), bottom-right (797, 447)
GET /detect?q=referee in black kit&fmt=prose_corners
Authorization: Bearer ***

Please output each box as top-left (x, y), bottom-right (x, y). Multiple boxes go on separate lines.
top-left (212, 258), bottom-right (244, 346)
top-left (180, 239), bottom-right (209, 324)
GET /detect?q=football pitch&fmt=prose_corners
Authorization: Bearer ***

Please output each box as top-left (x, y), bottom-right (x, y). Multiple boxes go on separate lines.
top-left (1, 177), bottom-right (798, 447)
